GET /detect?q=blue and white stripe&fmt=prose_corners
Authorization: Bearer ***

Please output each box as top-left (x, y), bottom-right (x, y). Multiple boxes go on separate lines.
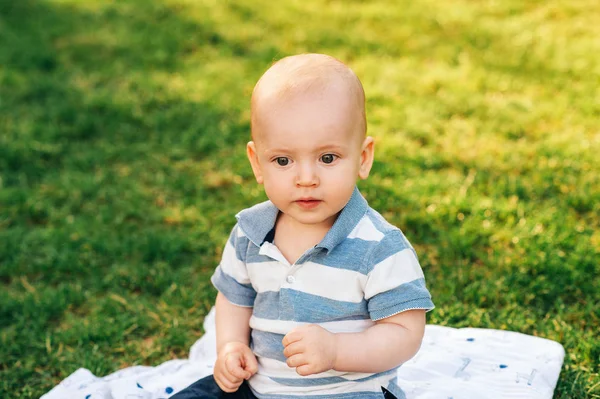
top-left (211, 187), bottom-right (434, 398)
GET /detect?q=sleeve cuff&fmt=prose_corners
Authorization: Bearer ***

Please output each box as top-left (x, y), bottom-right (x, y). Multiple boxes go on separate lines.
top-left (211, 267), bottom-right (256, 307)
top-left (370, 297), bottom-right (435, 321)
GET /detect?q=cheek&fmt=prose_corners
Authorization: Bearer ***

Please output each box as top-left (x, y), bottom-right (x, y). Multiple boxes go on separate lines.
top-left (322, 162), bottom-right (359, 180)
top-left (262, 172), bottom-right (288, 194)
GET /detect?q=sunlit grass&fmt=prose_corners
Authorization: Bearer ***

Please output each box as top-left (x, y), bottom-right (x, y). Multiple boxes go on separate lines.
top-left (0, 0), bottom-right (598, 398)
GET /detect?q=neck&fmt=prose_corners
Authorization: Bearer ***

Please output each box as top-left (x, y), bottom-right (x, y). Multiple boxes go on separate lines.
top-left (276, 212), bottom-right (338, 244)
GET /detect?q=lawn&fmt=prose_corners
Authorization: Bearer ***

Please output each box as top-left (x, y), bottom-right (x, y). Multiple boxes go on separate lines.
top-left (0, 0), bottom-right (598, 398)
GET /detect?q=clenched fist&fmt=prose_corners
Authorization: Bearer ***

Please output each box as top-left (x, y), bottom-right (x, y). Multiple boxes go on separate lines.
top-left (214, 341), bottom-right (258, 392)
top-left (282, 324), bottom-right (338, 376)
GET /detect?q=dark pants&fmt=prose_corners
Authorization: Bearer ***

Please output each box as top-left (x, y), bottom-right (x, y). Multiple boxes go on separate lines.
top-left (172, 375), bottom-right (398, 399)
top-left (171, 375), bottom-right (257, 399)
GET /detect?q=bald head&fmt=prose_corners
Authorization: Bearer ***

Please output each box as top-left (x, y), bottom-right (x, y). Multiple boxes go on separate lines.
top-left (251, 54), bottom-right (366, 141)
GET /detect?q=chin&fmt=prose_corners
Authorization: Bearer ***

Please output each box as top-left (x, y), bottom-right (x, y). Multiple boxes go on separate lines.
top-left (292, 212), bottom-right (336, 226)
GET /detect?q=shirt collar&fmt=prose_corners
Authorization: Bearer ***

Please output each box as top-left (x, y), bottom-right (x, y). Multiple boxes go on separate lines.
top-left (236, 186), bottom-right (368, 251)
top-left (235, 199), bottom-right (279, 247)
top-left (316, 187), bottom-right (368, 251)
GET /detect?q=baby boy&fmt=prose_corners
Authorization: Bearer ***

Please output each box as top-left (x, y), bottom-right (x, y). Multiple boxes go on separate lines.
top-left (173, 53), bottom-right (434, 399)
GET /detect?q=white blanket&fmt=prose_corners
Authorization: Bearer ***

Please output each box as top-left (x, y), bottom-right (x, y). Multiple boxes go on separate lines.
top-left (42, 308), bottom-right (565, 399)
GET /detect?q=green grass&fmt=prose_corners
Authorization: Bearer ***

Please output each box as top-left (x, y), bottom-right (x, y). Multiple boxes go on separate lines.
top-left (1, 0), bottom-right (599, 397)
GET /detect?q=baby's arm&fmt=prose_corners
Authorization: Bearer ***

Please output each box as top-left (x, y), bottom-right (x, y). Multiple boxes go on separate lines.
top-left (333, 309), bottom-right (425, 372)
top-left (282, 309), bottom-right (425, 375)
top-left (214, 292), bottom-right (258, 392)
top-left (215, 291), bottom-right (253, 350)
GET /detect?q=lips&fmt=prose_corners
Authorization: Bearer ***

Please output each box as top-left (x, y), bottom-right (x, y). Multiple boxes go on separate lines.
top-left (295, 198), bottom-right (322, 209)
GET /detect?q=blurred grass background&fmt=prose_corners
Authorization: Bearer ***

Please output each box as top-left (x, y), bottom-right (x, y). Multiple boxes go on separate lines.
top-left (0, 0), bottom-right (599, 397)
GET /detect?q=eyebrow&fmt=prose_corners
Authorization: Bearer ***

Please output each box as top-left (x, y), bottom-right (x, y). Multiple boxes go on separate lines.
top-left (263, 144), bottom-right (348, 155)
top-left (314, 144), bottom-right (347, 152)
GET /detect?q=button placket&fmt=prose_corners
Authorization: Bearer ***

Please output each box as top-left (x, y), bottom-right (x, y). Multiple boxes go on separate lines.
top-left (259, 242), bottom-right (290, 266)
top-left (284, 248), bottom-right (321, 286)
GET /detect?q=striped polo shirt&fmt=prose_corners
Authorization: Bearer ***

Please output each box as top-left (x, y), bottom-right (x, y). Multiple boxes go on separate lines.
top-left (211, 187), bottom-right (434, 399)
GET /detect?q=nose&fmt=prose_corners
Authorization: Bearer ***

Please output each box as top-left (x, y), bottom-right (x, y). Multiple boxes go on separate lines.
top-left (295, 162), bottom-right (319, 187)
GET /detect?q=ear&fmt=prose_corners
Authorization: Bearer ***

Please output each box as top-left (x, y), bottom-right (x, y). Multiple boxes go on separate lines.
top-left (246, 141), bottom-right (264, 184)
top-left (358, 136), bottom-right (375, 180)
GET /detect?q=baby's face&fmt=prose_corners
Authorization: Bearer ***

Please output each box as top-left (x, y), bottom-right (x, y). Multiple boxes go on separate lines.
top-left (247, 83), bottom-right (374, 229)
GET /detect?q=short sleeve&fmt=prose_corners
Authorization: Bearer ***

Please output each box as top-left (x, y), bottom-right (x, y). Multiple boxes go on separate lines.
top-left (364, 231), bottom-right (434, 321)
top-left (210, 224), bottom-right (257, 307)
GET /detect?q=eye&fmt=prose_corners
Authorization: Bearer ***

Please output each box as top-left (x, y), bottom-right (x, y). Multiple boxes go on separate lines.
top-left (320, 154), bottom-right (337, 164)
top-left (275, 157), bottom-right (290, 166)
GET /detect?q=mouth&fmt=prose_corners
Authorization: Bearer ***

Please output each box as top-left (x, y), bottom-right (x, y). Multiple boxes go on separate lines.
top-left (295, 198), bottom-right (322, 209)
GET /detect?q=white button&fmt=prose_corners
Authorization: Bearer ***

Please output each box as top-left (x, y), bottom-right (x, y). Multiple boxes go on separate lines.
top-left (286, 275), bottom-right (295, 284)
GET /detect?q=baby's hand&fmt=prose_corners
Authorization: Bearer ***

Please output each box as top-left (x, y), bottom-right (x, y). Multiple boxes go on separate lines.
top-left (214, 342), bottom-right (258, 392)
top-left (282, 324), bottom-right (338, 376)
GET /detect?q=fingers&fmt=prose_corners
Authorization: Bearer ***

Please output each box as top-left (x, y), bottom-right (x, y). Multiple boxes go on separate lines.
top-left (242, 349), bottom-right (259, 378)
top-left (286, 355), bottom-right (315, 376)
top-left (226, 353), bottom-right (249, 380)
top-left (214, 368), bottom-right (243, 393)
top-left (295, 364), bottom-right (314, 376)
top-left (216, 357), bottom-right (237, 381)
top-left (214, 352), bottom-right (246, 392)
top-left (286, 353), bottom-right (307, 368)
top-left (215, 376), bottom-right (241, 392)
top-left (282, 341), bottom-right (303, 358)
top-left (282, 329), bottom-right (302, 347)
top-left (214, 343), bottom-right (258, 392)
top-left (283, 329), bottom-right (307, 371)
